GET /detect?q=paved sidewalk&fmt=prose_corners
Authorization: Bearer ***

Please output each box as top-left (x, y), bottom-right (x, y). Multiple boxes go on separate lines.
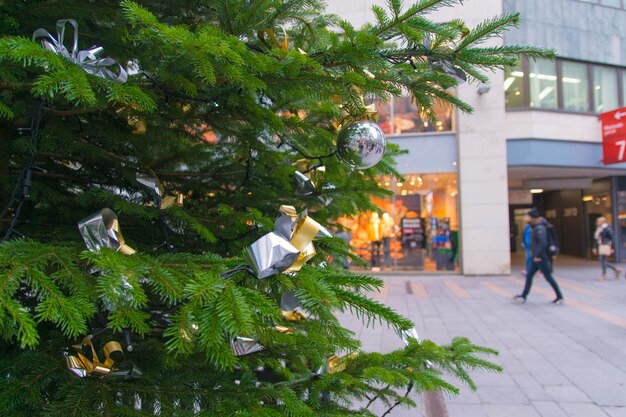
top-left (343, 256), bottom-right (626, 417)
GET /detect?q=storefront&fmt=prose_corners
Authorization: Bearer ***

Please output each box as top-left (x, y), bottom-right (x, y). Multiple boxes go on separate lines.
top-left (342, 173), bottom-right (460, 272)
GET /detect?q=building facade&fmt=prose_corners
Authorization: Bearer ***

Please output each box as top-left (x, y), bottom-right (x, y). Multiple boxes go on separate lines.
top-left (327, 0), bottom-right (626, 274)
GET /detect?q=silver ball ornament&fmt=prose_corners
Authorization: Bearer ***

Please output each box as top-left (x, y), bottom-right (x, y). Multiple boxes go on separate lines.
top-left (336, 121), bottom-right (386, 169)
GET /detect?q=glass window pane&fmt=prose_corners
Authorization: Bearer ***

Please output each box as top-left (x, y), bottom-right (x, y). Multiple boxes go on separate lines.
top-left (593, 66), bottom-right (619, 113)
top-left (562, 61), bottom-right (590, 112)
top-left (529, 59), bottom-right (558, 109)
top-left (504, 63), bottom-right (525, 108)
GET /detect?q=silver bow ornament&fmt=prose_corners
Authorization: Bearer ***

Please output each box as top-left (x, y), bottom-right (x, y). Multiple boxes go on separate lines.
top-left (33, 19), bottom-right (128, 83)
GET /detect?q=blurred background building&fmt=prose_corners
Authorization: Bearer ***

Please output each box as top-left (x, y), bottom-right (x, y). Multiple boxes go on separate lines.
top-left (327, 0), bottom-right (626, 274)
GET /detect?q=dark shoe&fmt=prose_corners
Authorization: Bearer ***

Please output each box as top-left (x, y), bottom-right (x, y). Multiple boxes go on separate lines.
top-left (551, 298), bottom-right (564, 305)
top-left (513, 295), bottom-right (526, 304)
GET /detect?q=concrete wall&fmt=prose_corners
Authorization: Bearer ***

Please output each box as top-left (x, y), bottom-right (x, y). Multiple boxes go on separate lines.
top-left (503, 0), bottom-right (626, 65)
top-left (435, 0), bottom-right (512, 275)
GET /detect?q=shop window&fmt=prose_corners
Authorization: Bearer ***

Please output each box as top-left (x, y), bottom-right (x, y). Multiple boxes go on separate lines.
top-left (562, 61), bottom-right (590, 112)
top-left (341, 173), bottom-right (459, 272)
top-left (369, 94), bottom-right (453, 136)
top-left (504, 63), bottom-right (525, 108)
top-left (529, 58), bottom-right (557, 109)
top-left (593, 65), bottom-right (619, 113)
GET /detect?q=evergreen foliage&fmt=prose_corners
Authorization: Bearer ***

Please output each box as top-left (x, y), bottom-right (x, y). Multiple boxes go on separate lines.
top-left (0, 0), bottom-right (552, 415)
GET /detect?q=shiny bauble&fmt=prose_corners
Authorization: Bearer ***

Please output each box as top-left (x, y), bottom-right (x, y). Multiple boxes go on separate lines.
top-left (336, 121), bottom-right (386, 169)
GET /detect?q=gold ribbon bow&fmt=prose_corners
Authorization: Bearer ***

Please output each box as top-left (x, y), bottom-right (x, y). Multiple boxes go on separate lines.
top-left (286, 213), bottom-right (322, 272)
top-left (108, 215), bottom-right (136, 255)
top-left (282, 310), bottom-right (307, 321)
top-left (115, 104), bottom-right (147, 135)
top-left (257, 28), bottom-right (289, 51)
top-left (66, 336), bottom-right (124, 377)
top-left (161, 193), bottom-right (184, 209)
top-left (292, 159), bottom-right (326, 178)
top-left (328, 352), bottom-right (359, 374)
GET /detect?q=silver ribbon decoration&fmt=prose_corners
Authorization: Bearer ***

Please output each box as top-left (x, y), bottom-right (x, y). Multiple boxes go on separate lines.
top-left (230, 336), bottom-right (265, 356)
top-left (400, 327), bottom-right (420, 346)
top-left (33, 19), bottom-right (128, 83)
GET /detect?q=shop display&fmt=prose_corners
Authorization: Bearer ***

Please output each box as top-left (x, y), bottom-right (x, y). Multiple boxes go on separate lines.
top-left (342, 174), bottom-right (459, 272)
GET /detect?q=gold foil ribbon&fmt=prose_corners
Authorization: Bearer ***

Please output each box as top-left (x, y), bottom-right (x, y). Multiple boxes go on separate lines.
top-left (115, 104), bottom-right (147, 135)
top-left (109, 217), bottom-right (136, 255)
top-left (161, 193), bottom-right (184, 209)
top-left (274, 325), bottom-right (296, 334)
top-left (66, 336), bottom-right (124, 377)
top-left (257, 28), bottom-right (289, 51)
top-left (285, 214), bottom-right (321, 272)
top-left (328, 352), bottom-right (358, 374)
top-left (279, 205), bottom-right (298, 220)
top-left (282, 310), bottom-right (307, 321)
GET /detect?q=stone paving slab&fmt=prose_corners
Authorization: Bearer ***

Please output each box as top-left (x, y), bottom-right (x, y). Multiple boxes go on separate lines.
top-left (342, 256), bottom-right (626, 417)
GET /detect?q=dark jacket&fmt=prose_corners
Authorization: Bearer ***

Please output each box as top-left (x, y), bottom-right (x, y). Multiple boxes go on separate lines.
top-left (530, 222), bottom-right (548, 259)
top-left (593, 225), bottom-right (614, 249)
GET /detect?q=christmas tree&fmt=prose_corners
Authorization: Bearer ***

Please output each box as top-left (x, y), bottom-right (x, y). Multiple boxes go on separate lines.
top-left (0, 1), bottom-right (552, 415)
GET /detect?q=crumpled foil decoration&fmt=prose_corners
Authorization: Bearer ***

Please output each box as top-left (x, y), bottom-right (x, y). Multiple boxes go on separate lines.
top-left (230, 336), bottom-right (265, 357)
top-left (78, 208), bottom-right (135, 255)
top-left (78, 208), bottom-right (135, 310)
top-left (33, 19), bottom-right (128, 83)
top-left (246, 205), bottom-right (328, 279)
top-left (400, 327), bottom-right (420, 346)
top-left (136, 173), bottom-right (184, 209)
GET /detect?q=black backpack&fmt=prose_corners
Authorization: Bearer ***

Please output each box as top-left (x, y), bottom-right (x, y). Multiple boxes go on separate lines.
top-left (546, 222), bottom-right (559, 256)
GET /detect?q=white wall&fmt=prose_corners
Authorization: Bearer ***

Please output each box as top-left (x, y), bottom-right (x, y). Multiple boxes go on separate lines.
top-left (506, 111), bottom-right (601, 142)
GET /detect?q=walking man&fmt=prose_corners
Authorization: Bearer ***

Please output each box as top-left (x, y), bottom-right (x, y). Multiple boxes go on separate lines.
top-left (514, 208), bottom-right (564, 304)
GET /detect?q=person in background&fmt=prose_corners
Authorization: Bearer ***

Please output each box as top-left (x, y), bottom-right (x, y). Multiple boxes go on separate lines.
top-left (514, 208), bottom-right (564, 305)
top-left (592, 216), bottom-right (622, 280)
top-left (521, 213), bottom-right (532, 276)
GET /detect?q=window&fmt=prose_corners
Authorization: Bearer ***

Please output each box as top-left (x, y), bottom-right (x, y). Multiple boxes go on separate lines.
top-left (594, 66), bottom-right (619, 113)
top-left (369, 94), bottom-right (454, 136)
top-left (504, 63), bottom-right (524, 108)
top-left (529, 59), bottom-right (557, 109)
top-left (562, 61), bottom-right (590, 112)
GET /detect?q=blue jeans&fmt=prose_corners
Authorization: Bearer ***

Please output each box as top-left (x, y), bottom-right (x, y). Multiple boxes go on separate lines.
top-left (600, 255), bottom-right (617, 275)
top-left (521, 257), bottom-right (563, 299)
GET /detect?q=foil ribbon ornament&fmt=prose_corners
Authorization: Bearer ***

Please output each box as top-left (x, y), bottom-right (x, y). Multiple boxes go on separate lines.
top-left (136, 173), bottom-right (184, 209)
top-left (294, 171), bottom-right (315, 196)
top-left (230, 336), bottom-right (265, 356)
top-left (246, 205), bottom-right (326, 278)
top-left (65, 335), bottom-right (125, 377)
top-left (115, 104), bottom-right (147, 135)
top-left (78, 208), bottom-right (135, 255)
top-left (32, 19), bottom-right (128, 83)
top-left (281, 290), bottom-right (308, 321)
top-left (292, 159), bottom-right (326, 197)
top-left (400, 327), bottom-right (420, 346)
top-left (327, 352), bottom-right (359, 374)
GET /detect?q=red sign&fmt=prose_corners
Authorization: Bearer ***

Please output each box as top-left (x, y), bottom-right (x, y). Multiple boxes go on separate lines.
top-left (601, 107), bottom-right (626, 165)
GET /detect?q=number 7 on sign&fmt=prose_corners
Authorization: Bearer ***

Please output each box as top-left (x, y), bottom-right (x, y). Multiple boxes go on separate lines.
top-left (617, 140), bottom-right (626, 161)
